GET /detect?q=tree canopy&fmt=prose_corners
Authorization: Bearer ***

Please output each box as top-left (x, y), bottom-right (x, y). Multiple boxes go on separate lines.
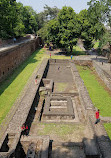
top-left (43, 6), bottom-right (81, 52)
top-left (0, 0), bottom-right (38, 39)
top-left (88, 0), bottom-right (111, 62)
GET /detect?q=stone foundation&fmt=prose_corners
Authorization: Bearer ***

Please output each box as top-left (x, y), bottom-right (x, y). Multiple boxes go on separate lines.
top-left (0, 59), bottom-right (111, 158)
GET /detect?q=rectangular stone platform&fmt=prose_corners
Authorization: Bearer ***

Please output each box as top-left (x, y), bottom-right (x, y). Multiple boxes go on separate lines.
top-left (42, 96), bottom-right (75, 121)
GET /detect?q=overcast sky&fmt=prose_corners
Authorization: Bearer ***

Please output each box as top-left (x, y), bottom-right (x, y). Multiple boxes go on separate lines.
top-left (16, 0), bottom-right (90, 13)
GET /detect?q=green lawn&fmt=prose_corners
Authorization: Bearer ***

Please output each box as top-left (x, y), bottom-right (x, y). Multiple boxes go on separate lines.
top-left (51, 55), bottom-right (71, 59)
top-left (0, 48), bottom-right (45, 124)
top-left (77, 65), bottom-right (111, 139)
top-left (77, 66), bottom-right (111, 117)
top-left (0, 48), bottom-right (72, 124)
top-left (104, 123), bottom-right (111, 139)
top-left (37, 123), bottom-right (84, 141)
top-left (93, 40), bottom-right (100, 49)
top-left (73, 46), bottom-right (86, 55)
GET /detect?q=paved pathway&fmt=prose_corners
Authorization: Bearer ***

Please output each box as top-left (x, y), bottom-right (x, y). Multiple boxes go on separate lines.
top-left (0, 35), bottom-right (35, 53)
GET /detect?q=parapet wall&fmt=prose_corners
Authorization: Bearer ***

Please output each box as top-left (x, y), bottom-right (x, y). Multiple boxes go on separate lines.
top-left (0, 37), bottom-right (42, 82)
top-left (93, 61), bottom-right (111, 91)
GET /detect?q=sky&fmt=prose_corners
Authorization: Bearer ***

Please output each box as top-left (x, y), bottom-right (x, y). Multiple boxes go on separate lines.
top-left (16, 0), bottom-right (90, 13)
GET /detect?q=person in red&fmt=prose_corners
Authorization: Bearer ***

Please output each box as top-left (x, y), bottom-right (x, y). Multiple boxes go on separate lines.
top-left (95, 109), bottom-right (100, 124)
top-left (25, 125), bottom-right (29, 136)
top-left (21, 124), bottom-right (25, 131)
top-left (21, 124), bottom-right (26, 136)
top-left (50, 53), bottom-right (51, 58)
top-left (21, 124), bottom-right (29, 136)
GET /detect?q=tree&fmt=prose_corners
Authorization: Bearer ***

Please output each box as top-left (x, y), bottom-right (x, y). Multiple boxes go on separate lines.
top-left (13, 2), bottom-right (25, 37)
top-left (46, 6), bottom-right (80, 53)
top-left (22, 6), bottom-right (38, 34)
top-left (78, 9), bottom-right (105, 50)
top-left (88, 0), bottom-right (111, 62)
top-left (37, 5), bottom-right (59, 30)
top-left (0, 1), bottom-right (38, 39)
top-left (44, 5), bottom-right (59, 21)
top-left (0, 0), bottom-right (18, 38)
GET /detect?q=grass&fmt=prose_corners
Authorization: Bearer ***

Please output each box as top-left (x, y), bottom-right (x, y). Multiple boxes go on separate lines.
top-left (104, 123), bottom-right (111, 139)
top-left (0, 48), bottom-right (45, 124)
top-left (73, 46), bottom-right (86, 56)
top-left (93, 40), bottom-right (100, 49)
top-left (37, 123), bottom-right (84, 140)
top-left (77, 65), bottom-right (111, 139)
top-left (0, 48), bottom-right (73, 125)
top-left (51, 55), bottom-right (71, 59)
top-left (55, 45), bottom-right (86, 57)
top-left (77, 65), bottom-right (111, 117)
top-left (56, 83), bottom-right (68, 92)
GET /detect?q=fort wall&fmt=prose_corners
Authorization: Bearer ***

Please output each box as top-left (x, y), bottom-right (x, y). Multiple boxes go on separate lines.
top-left (0, 37), bottom-right (42, 82)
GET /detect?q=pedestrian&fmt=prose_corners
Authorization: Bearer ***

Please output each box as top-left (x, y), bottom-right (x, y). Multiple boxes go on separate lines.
top-left (21, 124), bottom-right (26, 136)
top-left (50, 53), bottom-right (51, 58)
top-left (71, 55), bottom-right (73, 60)
top-left (58, 66), bottom-right (60, 70)
top-left (25, 125), bottom-right (29, 136)
top-left (35, 78), bottom-right (37, 85)
top-left (49, 46), bottom-right (51, 51)
top-left (13, 37), bottom-right (16, 44)
top-left (95, 109), bottom-right (100, 124)
top-left (102, 62), bottom-right (103, 65)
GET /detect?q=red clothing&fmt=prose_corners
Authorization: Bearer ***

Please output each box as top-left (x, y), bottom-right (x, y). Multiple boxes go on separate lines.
top-left (21, 125), bottom-right (25, 130)
top-left (95, 111), bottom-right (99, 119)
top-left (26, 126), bottom-right (28, 130)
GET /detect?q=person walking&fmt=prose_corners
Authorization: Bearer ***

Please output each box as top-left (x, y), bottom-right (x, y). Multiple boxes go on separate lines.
top-left (50, 53), bottom-right (51, 58)
top-left (71, 55), bottom-right (73, 60)
top-left (95, 109), bottom-right (100, 124)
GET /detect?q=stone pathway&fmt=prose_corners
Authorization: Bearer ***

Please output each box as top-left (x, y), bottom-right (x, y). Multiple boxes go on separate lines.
top-left (0, 35), bottom-right (35, 53)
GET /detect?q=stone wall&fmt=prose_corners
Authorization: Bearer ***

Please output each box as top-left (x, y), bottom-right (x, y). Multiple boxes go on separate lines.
top-left (0, 35), bottom-right (31, 48)
top-left (0, 59), bottom-right (49, 157)
top-left (70, 62), bottom-right (95, 118)
top-left (0, 37), bottom-right (42, 82)
top-left (74, 60), bottom-right (92, 67)
top-left (93, 61), bottom-right (111, 91)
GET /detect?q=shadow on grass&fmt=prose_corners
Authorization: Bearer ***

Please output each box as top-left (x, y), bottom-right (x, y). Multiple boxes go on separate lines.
top-left (0, 48), bottom-right (42, 95)
top-left (54, 49), bottom-right (86, 56)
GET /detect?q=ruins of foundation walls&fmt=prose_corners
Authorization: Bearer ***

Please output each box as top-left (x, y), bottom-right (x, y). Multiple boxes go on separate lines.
top-left (0, 37), bottom-right (42, 82)
top-left (0, 59), bottom-right (111, 157)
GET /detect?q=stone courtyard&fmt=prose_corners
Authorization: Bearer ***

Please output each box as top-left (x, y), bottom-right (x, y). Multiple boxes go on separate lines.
top-left (0, 58), bottom-right (111, 158)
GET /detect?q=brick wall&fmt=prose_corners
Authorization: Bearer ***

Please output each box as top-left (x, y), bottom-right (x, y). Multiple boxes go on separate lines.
top-left (0, 37), bottom-right (42, 82)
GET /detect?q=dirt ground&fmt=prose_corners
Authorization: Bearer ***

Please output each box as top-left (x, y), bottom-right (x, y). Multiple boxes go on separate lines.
top-left (30, 123), bottom-right (86, 158)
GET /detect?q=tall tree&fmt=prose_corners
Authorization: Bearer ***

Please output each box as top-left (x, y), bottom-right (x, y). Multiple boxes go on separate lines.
top-left (0, 0), bottom-right (18, 38)
top-left (46, 6), bottom-right (80, 52)
top-left (88, 0), bottom-right (111, 62)
top-left (78, 9), bottom-right (104, 50)
top-left (22, 6), bottom-right (38, 34)
top-left (37, 5), bottom-right (59, 30)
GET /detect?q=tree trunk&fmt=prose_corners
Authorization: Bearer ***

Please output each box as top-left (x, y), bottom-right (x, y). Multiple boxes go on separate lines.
top-left (70, 45), bottom-right (73, 53)
top-left (108, 45), bottom-right (111, 63)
